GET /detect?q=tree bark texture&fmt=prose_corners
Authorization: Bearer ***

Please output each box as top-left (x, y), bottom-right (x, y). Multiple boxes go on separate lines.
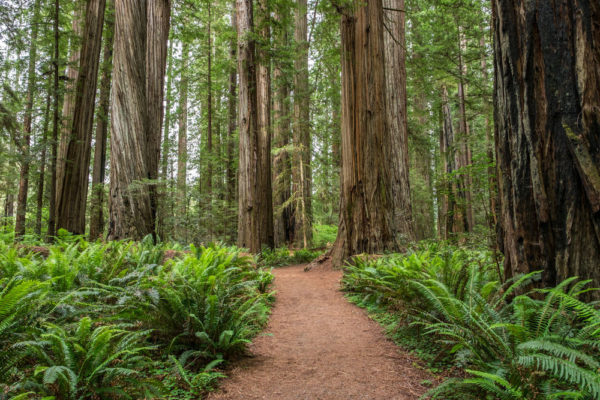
top-left (292, 0), bottom-right (312, 246)
top-left (177, 44), bottom-right (189, 241)
top-left (382, 0), bottom-right (414, 241)
top-left (89, 0), bottom-right (114, 240)
top-left (35, 84), bottom-right (52, 236)
top-left (15, 0), bottom-right (41, 239)
top-left (226, 9), bottom-right (237, 240)
top-left (493, 0), bottom-right (600, 289)
top-left (57, 0), bottom-right (106, 235)
top-left (330, 0), bottom-right (406, 265)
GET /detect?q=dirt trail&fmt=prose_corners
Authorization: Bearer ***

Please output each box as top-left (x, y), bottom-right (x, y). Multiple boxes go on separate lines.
top-left (208, 263), bottom-right (431, 400)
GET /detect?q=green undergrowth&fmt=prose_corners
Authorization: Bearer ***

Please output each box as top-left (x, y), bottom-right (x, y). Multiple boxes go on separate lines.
top-left (257, 246), bottom-right (322, 268)
top-left (343, 241), bottom-right (600, 400)
top-left (0, 234), bottom-right (274, 399)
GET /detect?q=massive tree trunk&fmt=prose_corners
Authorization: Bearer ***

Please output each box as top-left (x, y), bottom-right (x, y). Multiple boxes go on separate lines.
top-left (15, 0), bottom-right (41, 239)
top-left (107, 0), bottom-right (170, 241)
top-left (493, 0), bottom-right (600, 289)
top-left (273, 6), bottom-right (293, 246)
top-left (47, 0), bottom-right (61, 239)
top-left (177, 44), bottom-right (189, 242)
top-left (89, 0), bottom-right (115, 240)
top-left (57, 0), bottom-right (106, 235)
top-left (56, 4), bottom-right (83, 213)
top-left (236, 0), bottom-right (273, 252)
top-left (382, 0), bottom-right (413, 241)
top-left (292, 0), bottom-right (311, 247)
top-left (330, 0), bottom-right (407, 265)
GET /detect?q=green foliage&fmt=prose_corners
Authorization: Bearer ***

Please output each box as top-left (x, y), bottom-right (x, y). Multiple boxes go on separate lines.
top-left (257, 246), bottom-right (321, 268)
top-left (0, 237), bottom-right (273, 398)
top-left (312, 224), bottom-right (337, 248)
top-left (343, 243), bottom-right (600, 400)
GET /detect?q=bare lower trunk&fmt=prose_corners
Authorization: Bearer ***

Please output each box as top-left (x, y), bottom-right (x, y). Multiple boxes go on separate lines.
top-left (330, 0), bottom-right (404, 265)
top-left (177, 44), bottom-right (188, 242)
top-left (158, 39), bottom-right (174, 240)
top-left (57, 0), bottom-right (106, 235)
top-left (493, 0), bottom-right (600, 291)
top-left (226, 9), bottom-right (237, 240)
top-left (35, 84), bottom-right (51, 236)
top-left (89, 0), bottom-right (115, 240)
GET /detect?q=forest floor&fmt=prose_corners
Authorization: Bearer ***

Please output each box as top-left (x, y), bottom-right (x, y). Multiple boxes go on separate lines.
top-left (207, 262), bottom-right (431, 400)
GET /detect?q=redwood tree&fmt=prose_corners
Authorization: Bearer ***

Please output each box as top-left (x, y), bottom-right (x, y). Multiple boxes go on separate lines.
top-left (493, 0), bottom-right (600, 288)
top-left (330, 0), bottom-right (409, 265)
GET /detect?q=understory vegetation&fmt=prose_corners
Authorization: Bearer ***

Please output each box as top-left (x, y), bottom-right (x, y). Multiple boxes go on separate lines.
top-left (0, 233), bottom-right (273, 399)
top-left (343, 242), bottom-right (600, 400)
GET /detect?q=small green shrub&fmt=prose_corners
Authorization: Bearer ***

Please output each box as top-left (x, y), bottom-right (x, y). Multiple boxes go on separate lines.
top-left (313, 224), bottom-right (337, 248)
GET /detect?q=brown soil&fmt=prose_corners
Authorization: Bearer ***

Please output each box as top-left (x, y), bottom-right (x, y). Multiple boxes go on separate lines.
top-left (208, 263), bottom-right (432, 400)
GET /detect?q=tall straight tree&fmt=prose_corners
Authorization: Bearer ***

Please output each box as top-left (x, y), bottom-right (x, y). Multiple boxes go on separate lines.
top-left (236, 0), bottom-right (273, 252)
top-left (225, 8), bottom-right (237, 239)
top-left (493, 0), bottom-right (600, 289)
top-left (292, 0), bottom-right (311, 247)
top-left (107, 0), bottom-right (170, 240)
top-left (57, 0), bottom-right (107, 235)
top-left (177, 44), bottom-right (189, 241)
top-left (382, 0), bottom-right (413, 241)
top-left (330, 0), bottom-right (408, 265)
top-left (15, 0), bottom-right (42, 239)
top-left (89, 0), bottom-right (115, 240)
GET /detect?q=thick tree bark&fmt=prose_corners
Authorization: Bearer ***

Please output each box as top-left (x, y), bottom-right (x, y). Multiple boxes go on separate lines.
top-left (177, 44), bottom-right (188, 242)
top-left (273, 7), bottom-right (293, 247)
top-left (47, 0), bottom-right (61, 240)
top-left (15, 0), bottom-right (41, 239)
top-left (57, 0), bottom-right (106, 235)
top-left (382, 0), bottom-right (413, 241)
top-left (292, 0), bottom-right (312, 247)
top-left (330, 0), bottom-right (406, 265)
top-left (493, 0), bottom-right (600, 289)
top-left (236, 0), bottom-right (273, 252)
top-left (56, 4), bottom-right (83, 213)
top-left (226, 9), bottom-right (237, 240)
top-left (89, 0), bottom-right (115, 240)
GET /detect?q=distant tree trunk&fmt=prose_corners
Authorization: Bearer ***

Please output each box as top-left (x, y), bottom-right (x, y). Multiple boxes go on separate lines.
top-left (273, 7), bottom-right (293, 247)
top-left (3, 194), bottom-right (14, 228)
top-left (292, 0), bottom-right (311, 247)
top-left (330, 0), bottom-right (405, 265)
top-left (15, 0), bottom-right (42, 239)
top-left (383, 0), bottom-right (413, 241)
top-left (89, 0), bottom-right (115, 240)
top-left (236, 0), bottom-right (273, 252)
top-left (493, 0), bottom-right (600, 289)
top-left (177, 44), bottom-right (189, 242)
top-left (456, 28), bottom-right (474, 232)
top-left (158, 38), bottom-right (174, 240)
top-left (47, 0), bottom-right (61, 240)
top-left (206, 1), bottom-right (213, 208)
top-left (480, 31), bottom-right (496, 236)
top-left (226, 9), bottom-right (237, 240)
top-left (56, 4), bottom-right (83, 213)
top-left (35, 84), bottom-right (52, 236)
top-left (57, 0), bottom-right (106, 235)
top-left (146, 0), bottom-right (171, 236)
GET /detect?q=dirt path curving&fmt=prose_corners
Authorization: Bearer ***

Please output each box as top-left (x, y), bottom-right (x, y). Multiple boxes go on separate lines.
top-left (208, 263), bottom-right (431, 400)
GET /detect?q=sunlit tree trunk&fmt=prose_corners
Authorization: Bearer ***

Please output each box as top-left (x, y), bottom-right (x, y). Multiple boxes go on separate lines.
top-left (15, 0), bottom-right (41, 239)
top-left (493, 0), bottom-right (600, 289)
top-left (158, 38), bottom-right (174, 240)
top-left (330, 0), bottom-right (406, 265)
top-left (57, 0), bottom-right (106, 235)
top-left (89, 0), bottom-right (115, 240)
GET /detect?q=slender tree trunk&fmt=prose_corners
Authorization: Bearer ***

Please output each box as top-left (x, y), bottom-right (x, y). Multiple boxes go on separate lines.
top-left (480, 31), bottom-right (496, 235)
top-left (177, 44), bottom-right (188, 242)
top-left (226, 9), bottom-right (237, 240)
top-left (330, 0), bottom-right (404, 265)
top-left (493, 0), bottom-right (600, 291)
top-left (383, 0), bottom-right (413, 241)
top-left (47, 0), bottom-right (60, 240)
top-left (55, 4), bottom-right (83, 212)
top-left (15, 0), bottom-right (42, 239)
top-left (206, 1), bottom-right (213, 206)
top-left (158, 38), bottom-right (174, 240)
top-left (35, 83), bottom-right (51, 236)
top-left (89, 0), bottom-right (115, 240)
top-left (440, 85), bottom-right (461, 238)
top-left (292, 0), bottom-right (311, 246)
top-left (146, 0), bottom-right (171, 237)
top-left (57, 0), bottom-right (106, 235)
